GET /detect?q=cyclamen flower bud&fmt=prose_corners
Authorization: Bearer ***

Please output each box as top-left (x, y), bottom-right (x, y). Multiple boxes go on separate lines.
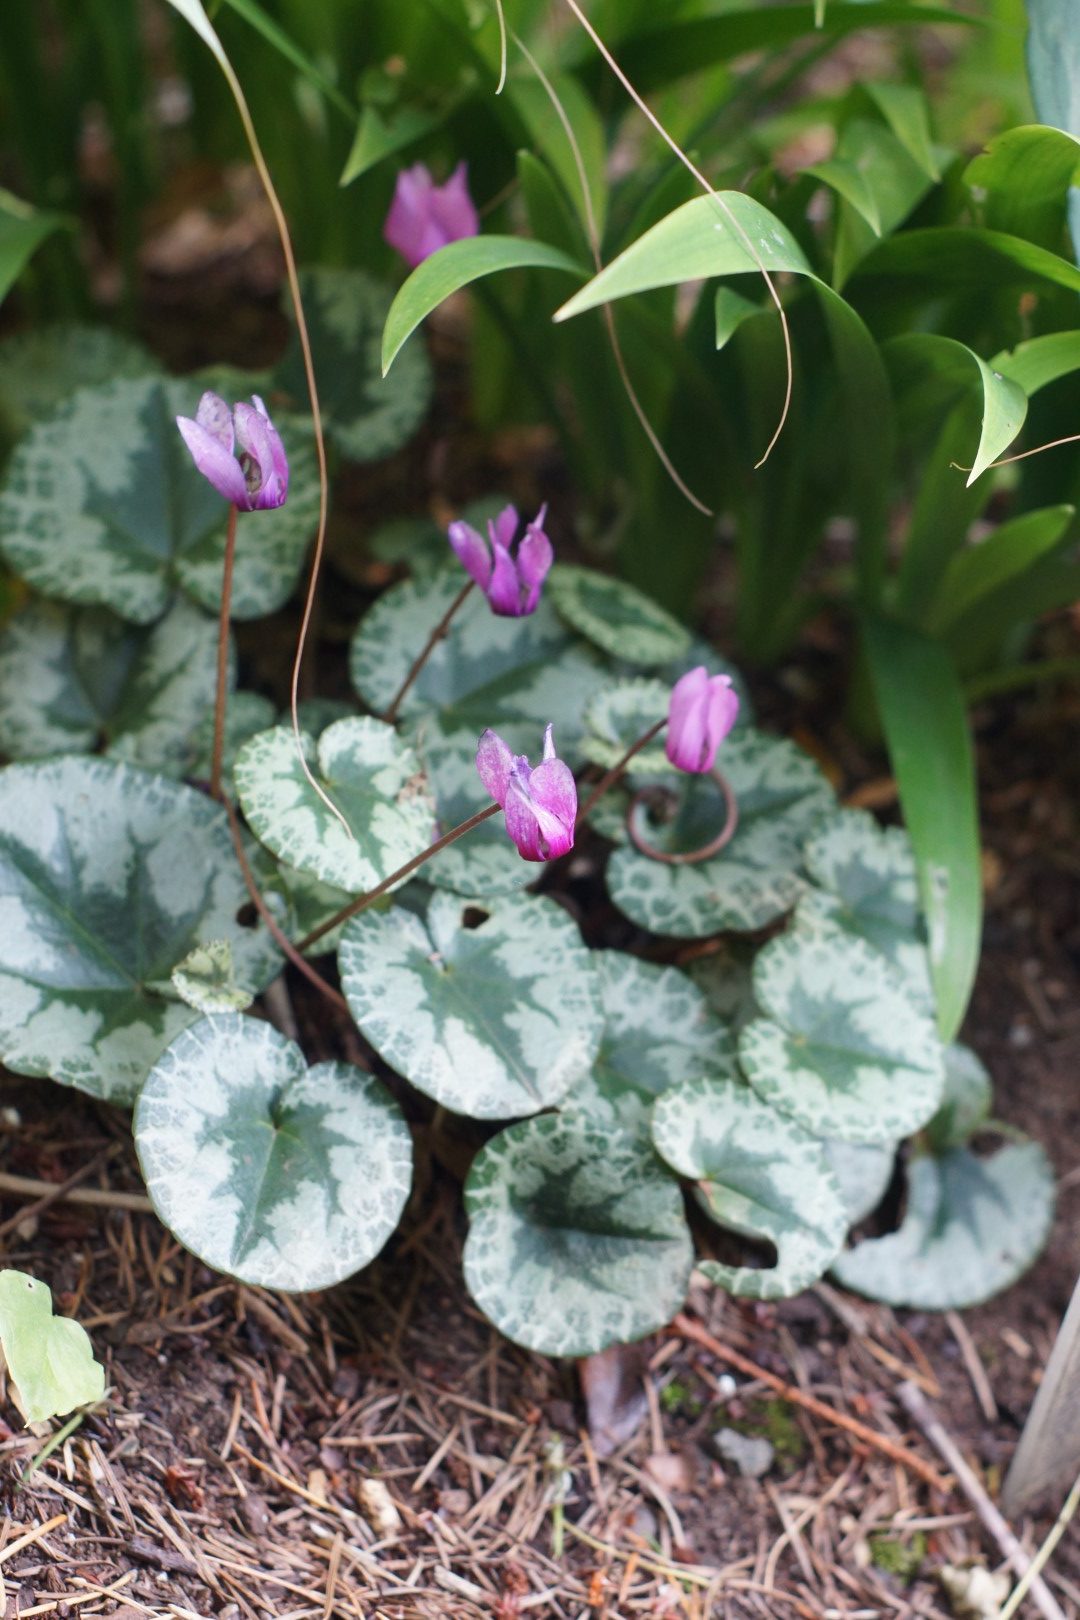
top-left (666, 667), bottom-right (739, 774)
top-left (448, 503), bottom-right (553, 617)
top-left (476, 724), bottom-right (576, 862)
top-left (176, 391), bottom-right (288, 511)
top-left (384, 162), bottom-right (479, 267)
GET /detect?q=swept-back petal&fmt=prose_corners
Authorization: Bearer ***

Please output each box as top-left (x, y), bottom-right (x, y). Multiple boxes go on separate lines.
top-left (448, 521), bottom-right (492, 589)
top-left (476, 729), bottom-right (514, 808)
top-left (704, 676), bottom-right (739, 755)
top-left (252, 394), bottom-right (289, 499)
top-left (504, 767), bottom-right (545, 861)
top-left (489, 504), bottom-right (519, 551)
top-left (486, 539), bottom-right (524, 616)
top-left (432, 161), bottom-right (479, 244)
top-left (516, 514), bottom-right (553, 613)
top-left (526, 758), bottom-right (577, 859)
top-left (666, 666), bottom-right (712, 772)
top-left (176, 414), bottom-right (248, 506)
top-left (195, 391), bottom-right (234, 452)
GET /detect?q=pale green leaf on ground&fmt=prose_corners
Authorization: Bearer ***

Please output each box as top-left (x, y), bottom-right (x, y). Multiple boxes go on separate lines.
top-left (548, 566), bottom-right (690, 668)
top-left (0, 1271), bottom-right (105, 1424)
top-left (273, 268), bottom-right (432, 461)
top-left (338, 891), bottom-right (603, 1118)
top-left (652, 1077), bottom-right (848, 1298)
top-left (463, 1111), bottom-right (693, 1356)
top-left (831, 1142), bottom-right (1054, 1308)
top-left (0, 377), bottom-right (319, 624)
top-left (135, 1015), bottom-right (412, 1291)
top-left (0, 323), bottom-right (160, 437)
top-left (927, 1043), bottom-right (993, 1153)
top-left (234, 718), bottom-right (435, 894)
top-left (581, 679), bottom-right (671, 773)
top-left (574, 954), bottom-right (736, 1132)
top-left (739, 930), bottom-right (945, 1144)
top-left (0, 757), bottom-right (280, 1103)
top-left (606, 729), bottom-right (835, 937)
top-left (170, 940), bottom-right (254, 1015)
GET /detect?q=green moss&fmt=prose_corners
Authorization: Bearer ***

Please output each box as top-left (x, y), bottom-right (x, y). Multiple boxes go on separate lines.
top-left (713, 1397), bottom-right (808, 1468)
top-left (869, 1531), bottom-right (926, 1582)
top-left (659, 1378), bottom-right (703, 1417)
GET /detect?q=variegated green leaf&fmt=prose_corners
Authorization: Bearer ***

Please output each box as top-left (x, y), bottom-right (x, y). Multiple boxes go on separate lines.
top-left (652, 1077), bottom-right (848, 1299)
top-left (234, 718), bottom-right (435, 894)
top-left (575, 953), bottom-right (736, 1131)
top-left (581, 679), bottom-right (672, 773)
top-left (260, 858), bottom-right (355, 957)
top-left (338, 891), bottom-right (603, 1118)
top-left (821, 1138), bottom-right (896, 1227)
top-left (272, 267), bottom-right (431, 462)
top-left (463, 1111), bottom-right (693, 1356)
top-left (686, 945), bottom-right (760, 1032)
top-left (739, 931), bottom-right (945, 1144)
top-left (0, 595), bottom-right (225, 776)
top-left (549, 566), bottom-right (690, 667)
top-left (186, 691), bottom-right (278, 785)
top-left (831, 1141), bottom-right (1054, 1308)
top-left (170, 940), bottom-right (253, 1014)
top-left (0, 1271), bottom-right (105, 1425)
top-left (135, 1015), bottom-right (412, 1291)
top-left (0, 376), bottom-right (319, 624)
top-left (0, 323), bottom-right (160, 437)
top-left (606, 730), bottom-right (835, 937)
top-left (798, 809), bottom-right (933, 1009)
top-left (927, 1043), bottom-right (992, 1153)
top-left (0, 757), bottom-right (280, 1103)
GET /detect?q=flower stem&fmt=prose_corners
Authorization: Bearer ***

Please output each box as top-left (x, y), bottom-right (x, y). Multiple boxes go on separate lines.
top-left (211, 504), bottom-right (238, 803)
top-left (383, 580), bottom-right (474, 725)
top-left (576, 719), bottom-right (666, 825)
top-left (295, 802), bottom-right (501, 954)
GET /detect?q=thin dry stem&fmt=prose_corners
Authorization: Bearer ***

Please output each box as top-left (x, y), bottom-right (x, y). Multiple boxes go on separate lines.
top-left (953, 430), bottom-right (1080, 474)
top-left (383, 581), bottom-right (474, 725)
top-left (576, 719), bottom-right (666, 823)
top-left (492, 0), bottom-right (508, 95)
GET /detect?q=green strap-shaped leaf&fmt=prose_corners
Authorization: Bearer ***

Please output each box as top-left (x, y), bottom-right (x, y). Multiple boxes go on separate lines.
top-left (0, 1272), bottom-right (104, 1424)
top-left (135, 1015), bottom-right (412, 1291)
top-left (885, 332), bottom-right (1027, 489)
top-left (170, 940), bottom-right (254, 1014)
top-left (994, 332), bottom-right (1080, 394)
top-left (739, 928), bottom-right (945, 1144)
top-left (0, 757), bottom-right (280, 1103)
top-left (234, 718), bottom-right (435, 894)
top-left (850, 226), bottom-right (1080, 297)
top-left (463, 1111), bottom-right (694, 1356)
top-left (862, 615), bottom-right (981, 1042)
top-left (652, 1077), bottom-right (848, 1298)
top-left (548, 565), bottom-right (690, 667)
top-left (0, 323), bottom-right (160, 437)
top-left (864, 83), bottom-right (941, 181)
top-left (0, 377), bottom-right (320, 625)
top-left (382, 237), bottom-right (588, 375)
top-left (338, 891), bottom-right (604, 1118)
top-left (0, 189), bottom-right (69, 307)
top-left (831, 1142), bottom-right (1054, 1309)
top-left (965, 124), bottom-right (1080, 250)
top-left (930, 505), bottom-right (1077, 650)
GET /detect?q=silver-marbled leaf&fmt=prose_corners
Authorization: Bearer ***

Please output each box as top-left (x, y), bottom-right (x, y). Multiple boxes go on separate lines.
top-left (606, 729), bottom-right (835, 937)
top-left (170, 940), bottom-right (253, 1014)
top-left (927, 1042), bottom-right (993, 1152)
top-left (186, 691), bottom-right (278, 786)
top-left (549, 565), bottom-right (690, 667)
top-left (581, 678), bottom-right (672, 773)
top-left (0, 757), bottom-right (280, 1103)
top-left (831, 1141), bottom-right (1054, 1309)
top-left (135, 1015), bottom-right (412, 1291)
top-left (652, 1077), bottom-right (848, 1299)
top-left (739, 930), bottom-right (946, 1144)
top-left (0, 323), bottom-right (160, 437)
top-left (338, 890), bottom-right (603, 1118)
top-left (0, 376), bottom-right (319, 624)
top-left (272, 267), bottom-right (432, 462)
top-left (821, 1138), bottom-right (896, 1227)
top-left (463, 1111), bottom-right (694, 1356)
top-left (234, 718), bottom-right (435, 894)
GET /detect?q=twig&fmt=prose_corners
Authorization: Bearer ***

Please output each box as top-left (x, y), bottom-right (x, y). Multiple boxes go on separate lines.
top-left (0, 1171), bottom-right (151, 1215)
top-left (383, 580), bottom-right (473, 725)
top-left (896, 1381), bottom-right (1066, 1620)
top-left (211, 503), bottom-right (238, 802)
top-left (0, 1147), bottom-right (127, 1237)
top-left (1000, 1469), bottom-right (1080, 1620)
top-left (946, 1309), bottom-right (998, 1423)
top-left (673, 1314), bottom-right (949, 1493)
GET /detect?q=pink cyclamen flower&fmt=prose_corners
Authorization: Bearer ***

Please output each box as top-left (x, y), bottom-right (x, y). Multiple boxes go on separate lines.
top-left (384, 162), bottom-right (479, 268)
top-left (476, 724), bottom-right (577, 863)
top-left (176, 391), bottom-right (288, 511)
top-left (666, 667), bottom-right (740, 774)
top-left (448, 503), bottom-right (553, 617)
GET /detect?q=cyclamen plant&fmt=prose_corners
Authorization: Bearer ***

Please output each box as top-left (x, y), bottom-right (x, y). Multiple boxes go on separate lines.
top-left (0, 306), bottom-right (1056, 1361)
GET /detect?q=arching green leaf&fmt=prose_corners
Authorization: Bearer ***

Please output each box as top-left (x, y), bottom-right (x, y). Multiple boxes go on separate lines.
top-left (135, 1015), bottom-right (412, 1291)
top-left (0, 757), bottom-right (280, 1103)
top-left (463, 1111), bottom-right (693, 1356)
top-left (965, 124), bottom-right (1080, 250)
top-left (652, 1077), bottom-right (848, 1298)
top-left (0, 190), bottom-right (69, 308)
top-left (0, 1271), bottom-right (104, 1424)
top-left (234, 718), bottom-right (435, 894)
top-left (339, 891), bottom-right (603, 1118)
top-left (739, 929), bottom-right (945, 1144)
top-left (885, 333), bottom-right (1027, 487)
top-left (0, 323), bottom-right (159, 437)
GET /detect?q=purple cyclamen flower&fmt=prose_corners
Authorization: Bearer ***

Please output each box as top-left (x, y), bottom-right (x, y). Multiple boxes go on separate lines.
top-left (176, 391), bottom-right (289, 512)
top-left (666, 667), bottom-right (740, 774)
top-left (448, 503), bottom-right (553, 617)
top-left (384, 162), bottom-right (479, 268)
top-left (476, 724), bottom-right (577, 863)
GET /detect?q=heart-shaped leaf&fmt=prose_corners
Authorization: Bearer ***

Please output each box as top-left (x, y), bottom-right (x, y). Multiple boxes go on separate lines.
top-left (652, 1078), bottom-right (848, 1298)
top-left (463, 1111), bottom-right (693, 1356)
top-left (0, 1271), bottom-right (105, 1424)
top-left (739, 930), bottom-right (945, 1144)
top-left (234, 718), bottom-right (435, 894)
top-left (338, 891), bottom-right (603, 1118)
top-left (576, 953), bottom-right (736, 1131)
top-left (0, 757), bottom-right (280, 1103)
top-left (0, 323), bottom-right (160, 436)
top-left (170, 940), bottom-right (253, 1014)
top-left (272, 267), bottom-right (432, 462)
top-left (581, 679), bottom-right (672, 773)
top-left (549, 565), bottom-right (690, 667)
top-left (135, 1015), bottom-right (412, 1291)
top-left (605, 730), bottom-right (835, 937)
top-left (0, 376), bottom-right (319, 624)
top-left (830, 1141), bottom-right (1054, 1309)
top-left (822, 1138), bottom-right (896, 1227)
top-left (0, 596), bottom-right (225, 777)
